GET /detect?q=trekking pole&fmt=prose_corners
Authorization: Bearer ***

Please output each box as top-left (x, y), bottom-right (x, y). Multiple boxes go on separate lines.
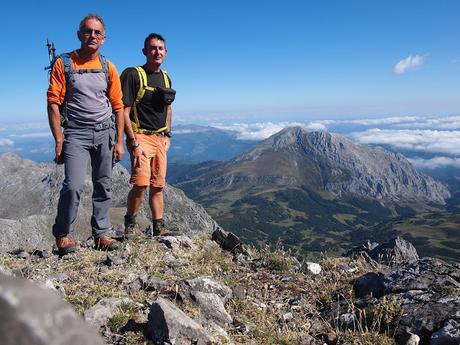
top-left (44, 39), bottom-right (56, 73)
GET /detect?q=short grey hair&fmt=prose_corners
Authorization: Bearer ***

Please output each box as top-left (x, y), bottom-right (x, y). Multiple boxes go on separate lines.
top-left (79, 14), bottom-right (105, 31)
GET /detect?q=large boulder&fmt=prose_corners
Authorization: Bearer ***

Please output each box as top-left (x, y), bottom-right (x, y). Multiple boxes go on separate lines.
top-left (0, 272), bottom-right (105, 345)
top-left (368, 237), bottom-right (419, 266)
top-left (347, 237), bottom-right (419, 266)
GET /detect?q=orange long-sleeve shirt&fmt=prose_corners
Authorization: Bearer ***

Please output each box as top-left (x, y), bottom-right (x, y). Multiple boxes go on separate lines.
top-left (47, 52), bottom-right (123, 113)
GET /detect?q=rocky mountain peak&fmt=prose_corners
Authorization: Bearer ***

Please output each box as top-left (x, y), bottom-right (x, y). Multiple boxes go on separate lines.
top-left (230, 126), bottom-right (450, 206)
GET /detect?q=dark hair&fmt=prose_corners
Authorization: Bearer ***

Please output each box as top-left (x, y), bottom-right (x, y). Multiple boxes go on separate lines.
top-left (79, 14), bottom-right (105, 31)
top-left (144, 33), bottom-right (166, 49)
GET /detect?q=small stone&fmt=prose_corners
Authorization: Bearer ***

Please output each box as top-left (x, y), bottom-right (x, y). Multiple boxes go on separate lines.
top-left (406, 333), bottom-right (420, 345)
top-left (84, 298), bottom-right (133, 328)
top-left (291, 305), bottom-right (302, 312)
top-left (304, 262), bottom-right (322, 275)
top-left (282, 312), bottom-right (293, 321)
top-left (232, 285), bottom-right (245, 299)
top-left (54, 272), bottom-right (68, 282)
top-left (17, 251), bottom-right (29, 259)
top-left (233, 319), bottom-right (250, 335)
top-left (105, 253), bottom-right (123, 266)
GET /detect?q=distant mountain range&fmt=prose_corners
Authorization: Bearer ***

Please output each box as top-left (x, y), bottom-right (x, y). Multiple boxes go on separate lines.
top-left (173, 127), bottom-right (452, 258)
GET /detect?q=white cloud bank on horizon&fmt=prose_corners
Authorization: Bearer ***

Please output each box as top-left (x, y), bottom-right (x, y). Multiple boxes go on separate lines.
top-left (350, 128), bottom-right (460, 156)
top-left (212, 122), bottom-right (327, 140)
top-left (8, 132), bottom-right (52, 139)
top-left (394, 55), bottom-right (425, 75)
top-left (409, 157), bottom-right (460, 170)
top-left (0, 139), bottom-right (14, 147)
top-left (394, 115), bottom-right (460, 130)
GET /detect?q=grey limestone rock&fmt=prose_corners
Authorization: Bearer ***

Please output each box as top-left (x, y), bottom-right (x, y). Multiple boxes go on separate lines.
top-left (347, 237), bottom-right (419, 267)
top-left (0, 272), bottom-right (105, 345)
top-left (84, 297), bottom-right (133, 328)
top-left (181, 276), bottom-right (232, 304)
top-left (369, 236), bottom-right (419, 266)
top-left (353, 258), bottom-right (460, 344)
top-left (192, 291), bottom-right (233, 325)
top-left (430, 319), bottom-right (460, 345)
top-left (145, 297), bottom-right (214, 345)
top-left (159, 235), bottom-right (196, 251)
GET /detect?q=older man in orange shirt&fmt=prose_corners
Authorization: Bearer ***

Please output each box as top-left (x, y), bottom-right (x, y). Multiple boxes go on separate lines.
top-left (47, 14), bottom-right (124, 255)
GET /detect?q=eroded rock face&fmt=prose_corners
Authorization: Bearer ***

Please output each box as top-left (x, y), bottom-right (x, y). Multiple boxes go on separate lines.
top-left (0, 273), bottom-right (105, 345)
top-left (0, 153), bottom-right (219, 252)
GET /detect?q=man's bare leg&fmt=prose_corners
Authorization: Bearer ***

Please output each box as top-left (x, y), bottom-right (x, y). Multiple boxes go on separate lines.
top-left (149, 186), bottom-right (164, 220)
top-left (127, 185), bottom-right (147, 216)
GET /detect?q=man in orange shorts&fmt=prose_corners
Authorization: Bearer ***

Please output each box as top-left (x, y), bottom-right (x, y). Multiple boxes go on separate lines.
top-left (121, 33), bottom-right (175, 237)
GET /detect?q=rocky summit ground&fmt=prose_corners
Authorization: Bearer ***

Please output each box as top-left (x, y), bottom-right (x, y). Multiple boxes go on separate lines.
top-left (1, 229), bottom-right (459, 345)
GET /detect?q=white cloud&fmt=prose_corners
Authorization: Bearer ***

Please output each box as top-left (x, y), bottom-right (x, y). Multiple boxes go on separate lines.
top-left (343, 116), bottom-right (419, 126)
top-left (350, 129), bottom-right (460, 156)
top-left (394, 115), bottom-right (460, 130)
top-left (0, 122), bottom-right (49, 131)
top-left (0, 139), bottom-right (14, 147)
top-left (174, 128), bottom-right (211, 134)
top-left (8, 132), bottom-right (51, 139)
top-left (409, 157), bottom-right (460, 170)
top-left (212, 122), bottom-right (325, 141)
top-left (394, 55), bottom-right (425, 75)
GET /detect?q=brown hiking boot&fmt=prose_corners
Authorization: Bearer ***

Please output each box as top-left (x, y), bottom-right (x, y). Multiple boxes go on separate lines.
top-left (146, 219), bottom-right (165, 238)
top-left (56, 237), bottom-right (77, 256)
top-left (94, 236), bottom-right (119, 251)
top-left (124, 214), bottom-right (140, 239)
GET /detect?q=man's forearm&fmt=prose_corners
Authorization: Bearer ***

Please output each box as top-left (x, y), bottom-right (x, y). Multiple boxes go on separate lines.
top-left (166, 106), bottom-right (172, 132)
top-left (47, 104), bottom-right (63, 144)
top-left (123, 106), bottom-right (136, 142)
top-left (114, 110), bottom-right (124, 143)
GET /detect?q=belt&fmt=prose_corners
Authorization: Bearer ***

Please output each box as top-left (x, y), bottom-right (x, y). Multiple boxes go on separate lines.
top-left (64, 115), bottom-right (115, 131)
top-left (135, 129), bottom-right (166, 136)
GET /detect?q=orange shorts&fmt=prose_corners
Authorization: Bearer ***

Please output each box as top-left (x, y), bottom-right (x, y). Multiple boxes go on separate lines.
top-left (128, 133), bottom-right (167, 188)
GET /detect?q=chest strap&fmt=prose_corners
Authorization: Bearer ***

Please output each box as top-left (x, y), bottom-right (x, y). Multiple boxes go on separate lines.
top-left (131, 66), bottom-right (170, 134)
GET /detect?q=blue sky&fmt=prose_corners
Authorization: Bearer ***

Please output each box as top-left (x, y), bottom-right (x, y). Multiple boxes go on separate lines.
top-left (2, 0), bottom-right (460, 123)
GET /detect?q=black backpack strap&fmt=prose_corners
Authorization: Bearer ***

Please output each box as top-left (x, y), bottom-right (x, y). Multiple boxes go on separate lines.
top-left (60, 52), bottom-right (75, 83)
top-left (99, 54), bottom-right (110, 87)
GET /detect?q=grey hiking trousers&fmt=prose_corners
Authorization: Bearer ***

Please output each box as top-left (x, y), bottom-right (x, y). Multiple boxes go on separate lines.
top-left (52, 126), bottom-right (115, 238)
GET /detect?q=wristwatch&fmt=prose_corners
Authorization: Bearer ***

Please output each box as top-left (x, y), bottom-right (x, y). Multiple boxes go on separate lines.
top-left (164, 131), bottom-right (172, 138)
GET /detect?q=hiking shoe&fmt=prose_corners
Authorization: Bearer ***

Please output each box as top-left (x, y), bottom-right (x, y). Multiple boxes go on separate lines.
top-left (124, 214), bottom-right (140, 239)
top-left (146, 219), bottom-right (165, 238)
top-left (94, 236), bottom-right (119, 251)
top-left (56, 237), bottom-right (77, 256)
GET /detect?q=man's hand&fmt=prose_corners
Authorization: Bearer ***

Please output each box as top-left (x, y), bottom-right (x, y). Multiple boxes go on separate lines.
top-left (113, 142), bottom-right (125, 163)
top-left (54, 140), bottom-right (64, 164)
top-left (163, 136), bottom-right (170, 152)
top-left (132, 145), bottom-right (147, 168)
